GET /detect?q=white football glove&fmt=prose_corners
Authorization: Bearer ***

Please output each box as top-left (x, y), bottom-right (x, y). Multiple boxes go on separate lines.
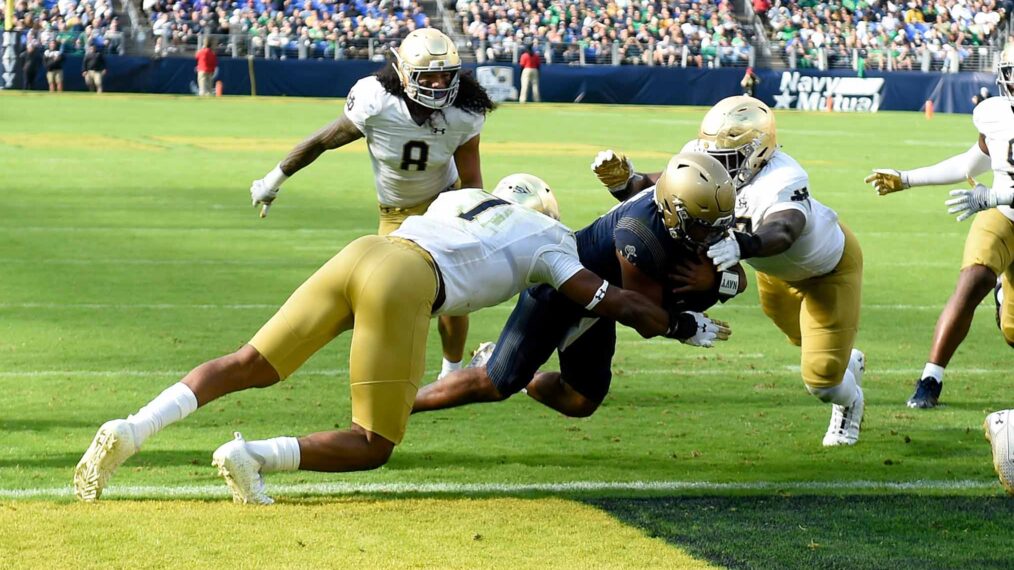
top-left (591, 150), bottom-right (634, 192)
top-left (863, 168), bottom-right (910, 196)
top-left (707, 230), bottom-right (742, 272)
top-left (946, 183), bottom-right (1014, 222)
top-left (250, 165), bottom-right (289, 217)
top-left (678, 312), bottom-right (732, 348)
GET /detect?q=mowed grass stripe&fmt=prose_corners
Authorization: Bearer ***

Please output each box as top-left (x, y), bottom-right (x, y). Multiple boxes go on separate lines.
top-left (0, 498), bottom-right (715, 570)
top-left (0, 367), bottom-right (1007, 378)
top-left (0, 479), bottom-right (998, 500)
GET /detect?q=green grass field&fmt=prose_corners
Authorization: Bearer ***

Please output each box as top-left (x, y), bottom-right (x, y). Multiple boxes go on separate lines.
top-left (1, 91), bottom-right (1012, 568)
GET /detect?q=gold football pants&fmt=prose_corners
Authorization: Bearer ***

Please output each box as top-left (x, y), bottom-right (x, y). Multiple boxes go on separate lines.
top-left (756, 224), bottom-right (863, 389)
top-left (961, 208), bottom-right (1014, 345)
top-left (249, 235), bottom-right (438, 444)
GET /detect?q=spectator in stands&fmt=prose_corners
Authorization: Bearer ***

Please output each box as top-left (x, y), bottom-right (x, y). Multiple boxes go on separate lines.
top-left (195, 38), bottom-right (218, 96)
top-left (82, 42), bottom-right (106, 93)
top-left (44, 40), bottom-right (64, 92)
top-left (519, 45), bottom-right (541, 103)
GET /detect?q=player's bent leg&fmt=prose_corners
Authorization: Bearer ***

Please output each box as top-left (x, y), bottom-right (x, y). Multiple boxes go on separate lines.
top-left (525, 372), bottom-right (601, 418)
top-left (437, 314), bottom-right (470, 377)
top-left (296, 425), bottom-right (396, 472)
top-left (756, 271), bottom-right (804, 346)
top-left (74, 346), bottom-right (276, 502)
top-left (181, 344), bottom-right (281, 404)
top-left (413, 366), bottom-right (507, 413)
top-left (1000, 269), bottom-right (1014, 347)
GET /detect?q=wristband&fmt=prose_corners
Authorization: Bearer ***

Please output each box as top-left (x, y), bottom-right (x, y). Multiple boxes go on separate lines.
top-left (717, 271), bottom-right (740, 299)
top-left (263, 164), bottom-right (290, 190)
top-left (665, 311), bottom-right (697, 340)
top-left (732, 231), bottom-right (761, 259)
top-left (585, 280), bottom-right (609, 311)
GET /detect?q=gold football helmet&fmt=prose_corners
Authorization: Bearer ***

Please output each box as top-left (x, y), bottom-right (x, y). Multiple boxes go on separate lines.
top-left (393, 28), bottom-right (461, 109)
top-left (698, 96), bottom-right (778, 188)
top-left (997, 45), bottom-right (1014, 100)
top-left (654, 152), bottom-right (736, 246)
top-left (493, 173), bottom-right (561, 220)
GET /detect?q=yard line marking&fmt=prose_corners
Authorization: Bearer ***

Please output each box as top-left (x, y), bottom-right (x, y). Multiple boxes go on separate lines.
top-left (0, 479), bottom-right (997, 500)
top-left (0, 302), bottom-right (991, 312)
top-left (0, 367), bottom-right (1004, 379)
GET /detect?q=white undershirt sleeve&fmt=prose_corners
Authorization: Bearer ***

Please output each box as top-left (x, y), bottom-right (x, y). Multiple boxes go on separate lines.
top-left (902, 143), bottom-right (991, 187)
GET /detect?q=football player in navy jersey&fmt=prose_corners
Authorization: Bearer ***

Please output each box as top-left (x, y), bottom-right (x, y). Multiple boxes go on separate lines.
top-left (413, 152), bottom-right (746, 418)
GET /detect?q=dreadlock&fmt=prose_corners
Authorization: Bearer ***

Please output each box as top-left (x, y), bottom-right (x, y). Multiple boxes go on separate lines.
top-left (375, 63), bottom-right (496, 116)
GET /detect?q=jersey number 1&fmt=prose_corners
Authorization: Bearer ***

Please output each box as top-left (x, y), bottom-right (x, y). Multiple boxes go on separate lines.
top-left (400, 141), bottom-right (429, 171)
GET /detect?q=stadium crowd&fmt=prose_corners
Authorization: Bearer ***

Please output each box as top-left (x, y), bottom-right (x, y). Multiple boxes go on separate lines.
top-left (457, 0), bottom-right (753, 66)
top-left (142, 0), bottom-right (430, 59)
top-left (3, 0), bottom-right (126, 54)
top-left (757, 0), bottom-right (1010, 70)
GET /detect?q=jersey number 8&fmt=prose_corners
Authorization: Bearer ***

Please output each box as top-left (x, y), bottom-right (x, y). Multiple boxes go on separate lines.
top-left (401, 141), bottom-right (429, 171)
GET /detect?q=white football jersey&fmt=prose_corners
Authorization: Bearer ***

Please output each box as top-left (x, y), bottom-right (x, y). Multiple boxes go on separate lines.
top-left (683, 139), bottom-right (845, 282)
top-left (972, 97), bottom-right (1014, 222)
top-left (344, 76), bottom-right (486, 208)
top-left (392, 188), bottom-right (584, 316)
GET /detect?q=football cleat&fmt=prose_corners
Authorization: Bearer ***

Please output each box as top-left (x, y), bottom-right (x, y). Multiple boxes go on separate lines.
top-left (822, 349), bottom-right (865, 447)
top-left (74, 419), bottom-right (139, 502)
top-left (212, 432), bottom-right (274, 505)
top-left (467, 342), bottom-right (496, 369)
top-left (984, 410), bottom-right (1014, 495)
top-left (907, 377), bottom-right (942, 409)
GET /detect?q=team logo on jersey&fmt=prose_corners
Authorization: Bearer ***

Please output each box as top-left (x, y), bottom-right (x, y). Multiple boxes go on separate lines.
top-left (623, 245), bottom-right (638, 261)
top-left (432, 127), bottom-right (446, 134)
top-left (772, 72), bottom-right (884, 113)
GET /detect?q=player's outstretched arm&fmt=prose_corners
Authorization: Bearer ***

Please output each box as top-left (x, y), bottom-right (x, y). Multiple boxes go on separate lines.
top-left (864, 136), bottom-right (990, 196)
top-left (591, 150), bottom-right (660, 202)
top-left (707, 209), bottom-right (805, 271)
top-left (250, 113), bottom-right (365, 215)
top-left (557, 269), bottom-right (731, 347)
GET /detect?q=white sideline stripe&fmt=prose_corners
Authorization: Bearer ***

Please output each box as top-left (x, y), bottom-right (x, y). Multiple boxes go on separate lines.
top-left (0, 479), bottom-right (996, 500)
top-left (1, 367), bottom-right (1004, 379)
top-left (0, 302), bottom-right (991, 312)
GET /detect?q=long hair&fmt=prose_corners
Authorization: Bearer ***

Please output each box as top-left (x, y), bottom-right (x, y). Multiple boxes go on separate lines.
top-left (375, 63), bottom-right (496, 116)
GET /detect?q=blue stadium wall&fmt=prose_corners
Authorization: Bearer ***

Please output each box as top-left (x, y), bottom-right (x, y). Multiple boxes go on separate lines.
top-left (26, 55), bottom-right (995, 114)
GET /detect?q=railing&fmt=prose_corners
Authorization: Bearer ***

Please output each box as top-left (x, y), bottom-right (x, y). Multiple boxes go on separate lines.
top-left (474, 39), bottom-right (756, 68)
top-left (152, 32), bottom-right (404, 61)
top-left (1, 26), bottom-right (145, 56)
top-left (769, 41), bottom-right (1000, 73)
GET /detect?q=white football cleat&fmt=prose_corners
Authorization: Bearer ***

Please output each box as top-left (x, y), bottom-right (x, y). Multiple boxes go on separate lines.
top-left (74, 419), bottom-right (139, 502)
top-left (822, 349), bottom-right (866, 447)
top-left (212, 432), bottom-right (274, 505)
top-left (467, 342), bottom-right (496, 368)
top-left (984, 410), bottom-right (1014, 496)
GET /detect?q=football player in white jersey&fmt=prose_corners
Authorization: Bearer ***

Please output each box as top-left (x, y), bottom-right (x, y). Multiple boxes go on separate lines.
top-left (248, 28), bottom-right (494, 383)
top-left (865, 46), bottom-right (1014, 409)
top-left (74, 172), bottom-right (730, 504)
top-left (593, 96), bottom-right (866, 447)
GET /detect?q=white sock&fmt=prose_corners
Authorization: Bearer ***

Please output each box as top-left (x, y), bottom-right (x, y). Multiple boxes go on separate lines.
top-left (440, 358), bottom-right (462, 377)
top-left (807, 369), bottom-right (859, 407)
top-left (245, 437), bottom-right (301, 473)
top-left (922, 363), bottom-right (945, 383)
top-left (126, 382), bottom-right (198, 446)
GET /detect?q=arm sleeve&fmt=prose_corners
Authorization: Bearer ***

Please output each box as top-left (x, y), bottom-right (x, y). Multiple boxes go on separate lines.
top-left (613, 216), bottom-right (666, 276)
top-left (902, 143), bottom-right (991, 187)
top-left (529, 234), bottom-right (584, 289)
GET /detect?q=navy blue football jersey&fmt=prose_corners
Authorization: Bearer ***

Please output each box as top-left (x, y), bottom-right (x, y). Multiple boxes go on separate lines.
top-left (575, 187), bottom-right (697, 284)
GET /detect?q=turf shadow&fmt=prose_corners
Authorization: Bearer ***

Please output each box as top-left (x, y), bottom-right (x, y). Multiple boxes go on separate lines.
top-left (589, 494), bottom-right (1014, 570)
